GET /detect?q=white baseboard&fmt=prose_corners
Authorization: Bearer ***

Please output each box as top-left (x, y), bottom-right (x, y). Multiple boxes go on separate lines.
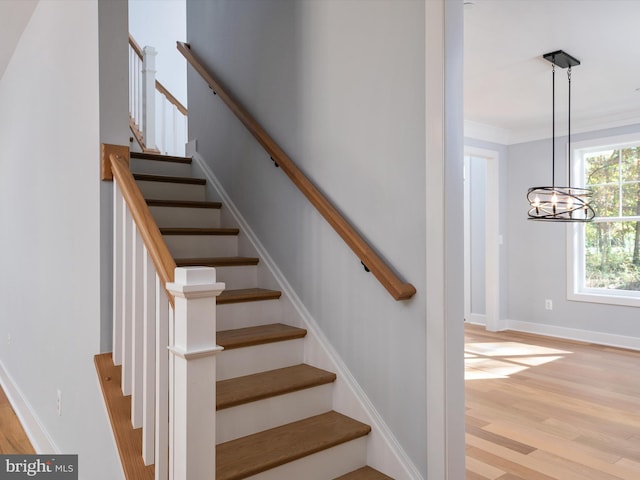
top-left (506, 319), bottom-right (640, 351)
top-left (0, 360), bottom-right (58, 453)
top-left (465, 313), bottom-right (486, 326)
top-left (189, 146), bottom-right (422, 480)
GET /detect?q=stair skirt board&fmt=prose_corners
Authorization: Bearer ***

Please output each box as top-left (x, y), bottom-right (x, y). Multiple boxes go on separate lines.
top-left (189, 147), bottom-right (419, 479)
top-left (217, 339), bottom-right (305, 381)
top-left (231, 438), bottom-right (367, 480)
top-left (216, 384), bottom-right (333, 443)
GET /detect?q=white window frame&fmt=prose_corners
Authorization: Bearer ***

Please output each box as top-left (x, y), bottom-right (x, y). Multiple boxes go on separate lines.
top-left (567, 133), bottom-right (640, 308)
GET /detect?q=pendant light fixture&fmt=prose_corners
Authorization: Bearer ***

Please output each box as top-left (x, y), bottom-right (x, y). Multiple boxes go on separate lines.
top-left (527, 50), bottom-right (595, 222)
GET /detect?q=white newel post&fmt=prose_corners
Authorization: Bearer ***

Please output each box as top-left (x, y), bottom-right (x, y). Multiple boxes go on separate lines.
top-left (142, 46), bottom-right (157, 150)
top-left (166, 267), bottom-right (225, 480)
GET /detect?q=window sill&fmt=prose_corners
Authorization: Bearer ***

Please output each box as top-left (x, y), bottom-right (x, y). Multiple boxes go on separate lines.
top-left (568, 290), bottom-right (640, 308)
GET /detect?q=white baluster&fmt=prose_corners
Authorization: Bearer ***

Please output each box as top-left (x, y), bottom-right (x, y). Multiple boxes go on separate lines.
top-left (121, 208), bottom-right (133, 396)
top-left (142, 46), bottom-right (157, 150)
top-left (155, 275), bottom-right (170, 480)
top-left (142, 248), bottom-right (156, 465)
top-left (131, 228), bottom-right (145, 428)
top-left (166, 267), bottom-right (224, 480)
top-left (113, 183), bottom-right (123, 365)
top-left (172, 105), bottom-right (178, 156)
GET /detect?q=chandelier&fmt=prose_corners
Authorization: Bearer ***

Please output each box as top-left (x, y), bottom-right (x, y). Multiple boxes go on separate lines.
top-left (527, 50), bottom-right (595, 222)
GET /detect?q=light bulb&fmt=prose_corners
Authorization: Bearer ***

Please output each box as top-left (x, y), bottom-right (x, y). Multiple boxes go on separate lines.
top-left (552, 192), bottom-right (558, 204)
top-left (533, 195), bottom-right (540, 207)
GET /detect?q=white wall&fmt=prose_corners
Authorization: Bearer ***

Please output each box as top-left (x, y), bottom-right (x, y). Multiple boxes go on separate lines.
top-left (507, 123), bottom-right (640, 342)
top-left (0, 1), bottom-right (123, 478)
top-left (187, 0), bottom-right (430, 474)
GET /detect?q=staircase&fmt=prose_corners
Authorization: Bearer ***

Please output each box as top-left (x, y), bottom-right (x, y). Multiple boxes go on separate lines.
top-left (120, 150), bottom-right (394, 479)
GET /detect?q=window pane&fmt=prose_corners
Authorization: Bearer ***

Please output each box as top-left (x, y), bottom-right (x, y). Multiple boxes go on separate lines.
top-left (585, 221), bottom-right (640, 291)
top-left (591, 184), bottom-right (620, 217)
top-left (621, 147), bottom-right (640, 183)
top-left (585, 149), bottom-right (619, 185)
top-left (621, 182), bottom-right (640, 217)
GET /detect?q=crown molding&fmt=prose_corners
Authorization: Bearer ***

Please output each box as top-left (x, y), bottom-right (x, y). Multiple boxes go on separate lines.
top-left (465, 111), bottom-right (640, 146)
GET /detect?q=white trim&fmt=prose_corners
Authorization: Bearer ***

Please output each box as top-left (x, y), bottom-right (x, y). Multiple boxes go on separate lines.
top-left (463, 147), bottom-right (504, 332)
top-left (167, 345), bottom-right (224, 360)
top-left (0, 360), bottom-right (58, 453)
top-left (189, 148), bottom-right (422, 480)
top-left (566, 133), bottom-right (640, 307)
top-left (466, 113), bottom-right (640, 146)
top-left (464, 120), bottom-right (510, 145)
top-left (463, 156), bottom-right (471, 322)
top-left (506, 319), bottom-right (640, 351)
top-left (465, 314), bottom-right (486, 326)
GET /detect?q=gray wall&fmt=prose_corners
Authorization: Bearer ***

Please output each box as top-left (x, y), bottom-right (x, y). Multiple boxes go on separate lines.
top-left (507, 123), bottom-right (640, 337)
top-left (187, 0), bottom-right (428, 474)
top-left (0, 1), bottom-right (123, 477)
top-left (99, 0), bottom-right (130, 352)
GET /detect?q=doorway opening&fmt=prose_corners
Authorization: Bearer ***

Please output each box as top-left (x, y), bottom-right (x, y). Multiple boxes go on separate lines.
top-left (464, 146), bottom-right (502, 331)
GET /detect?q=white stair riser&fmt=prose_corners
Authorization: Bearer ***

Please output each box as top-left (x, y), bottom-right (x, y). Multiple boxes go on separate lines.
top-left (136, 180), bottom-right (206, 201)
top-left (216, 384), bottom-right (333, 444)
top-left (217, 340), bottom-right (304, 380)
top-left (215, 265), bottom-right (258, 290)
top-left (163, 235), bottom-right (238, 258)
top-left (149, 206), bottom-right (221, 228)
top-left (130, 159), bottom-right (192, 177)
top-left (243, 438), bottom-right (367, 480)
top-left (216, 301), bottom-right (287, 331)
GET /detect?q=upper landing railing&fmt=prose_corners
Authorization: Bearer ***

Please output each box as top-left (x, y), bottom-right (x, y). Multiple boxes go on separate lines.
top-left (177, 41), bottom-right (416, 301)
top-left (129, 35), bottom-right (188, 156)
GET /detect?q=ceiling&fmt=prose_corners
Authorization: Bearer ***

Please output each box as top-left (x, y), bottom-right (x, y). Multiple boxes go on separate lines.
top-left (464, 0), bottom-right (640, 144)
top-left (0, 0), bottom-right (38, 81)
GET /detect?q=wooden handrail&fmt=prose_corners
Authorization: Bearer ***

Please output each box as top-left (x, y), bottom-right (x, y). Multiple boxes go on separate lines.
top-left (129, 34), bottom-right (143, 60)
top-left (104, 147), bottom-right (177, 307)
top-left (156, 80), bottom-right (188, 116)
top-left (177, 42), bottom-right (416, 300)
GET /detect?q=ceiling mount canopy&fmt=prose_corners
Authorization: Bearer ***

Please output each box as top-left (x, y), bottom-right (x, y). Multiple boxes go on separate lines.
top-left (527, 50), bottom-right (595, 222)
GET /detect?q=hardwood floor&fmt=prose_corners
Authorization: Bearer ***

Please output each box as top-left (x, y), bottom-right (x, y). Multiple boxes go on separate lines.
top-left (465, 324), bottom-right (640, 480)
top-left (0, 385), bottom-right (34, 454)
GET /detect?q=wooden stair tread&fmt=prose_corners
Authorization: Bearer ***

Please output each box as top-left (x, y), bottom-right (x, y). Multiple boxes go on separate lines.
top-left (216, 411), bottom-right (371, 480)
top-left (217, 288), bottom-right (281, 304)
top-left (217, 323), bottom-right (306, 350)
top-left (334, 466), bottom-right (394, 480)
top-left (175, 256), bottom-right (259, 267)
top-left (146, 199), bottom-right (222, 209)
top-left (133, 173), bottom-right (206, 185)
top-left (160, 227), bottom-right (239, 235)
top-left (94, 354), bottom-right (154, 480)
top-left (131, 151), bottom-right (192, 164)
top-left (217, 364), bottom-right (336, 410)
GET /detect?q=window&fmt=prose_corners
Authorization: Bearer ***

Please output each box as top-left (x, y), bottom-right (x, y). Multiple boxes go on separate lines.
top-left (569, 134), bottom-right (640, 307)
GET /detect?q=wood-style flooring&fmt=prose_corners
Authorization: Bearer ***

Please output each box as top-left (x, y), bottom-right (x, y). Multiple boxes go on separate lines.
top-left (466, 324), bottom-right (640, 480)
top-left (0, 385), bottom-right (34, 454)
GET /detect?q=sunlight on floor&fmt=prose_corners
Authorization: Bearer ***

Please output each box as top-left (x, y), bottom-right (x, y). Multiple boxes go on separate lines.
top-left (465, 341), bottom-right (572, 380)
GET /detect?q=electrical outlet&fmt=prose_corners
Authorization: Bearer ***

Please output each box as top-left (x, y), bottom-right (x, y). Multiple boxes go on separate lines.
top-left (56, 389), bottom-right (62, 416)
top-left (545, 299), bottom-right (553, 310)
